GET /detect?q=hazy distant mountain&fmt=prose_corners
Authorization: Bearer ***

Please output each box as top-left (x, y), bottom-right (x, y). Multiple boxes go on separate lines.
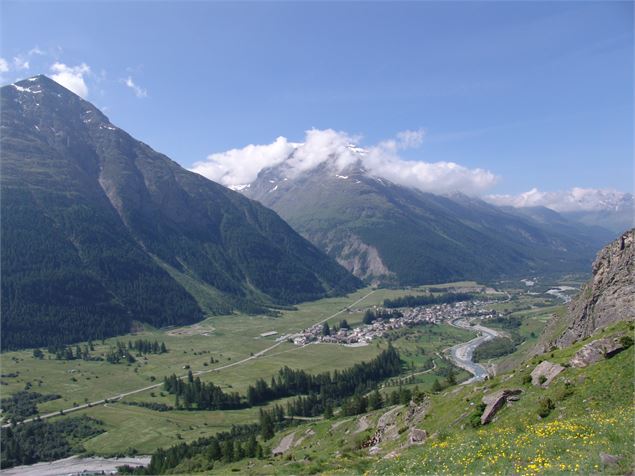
top-left (487, 188), bottom-right (633, 235)
top-left (560, 202), bottom-right (633, 236)
top-left (0, 76), bottom-right (359, 349)
top-left (243, 151), bottom-right (612, 285)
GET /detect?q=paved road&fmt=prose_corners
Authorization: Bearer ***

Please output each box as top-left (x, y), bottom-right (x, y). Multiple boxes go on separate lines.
top-left (3, 290), bottom-right (377, 428)
top-left (445, 319), bottom-right (504, 384)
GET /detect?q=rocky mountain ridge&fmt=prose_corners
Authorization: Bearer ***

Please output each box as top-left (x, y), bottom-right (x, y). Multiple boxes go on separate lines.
top-left (554, 228), bottom-right (634, 348)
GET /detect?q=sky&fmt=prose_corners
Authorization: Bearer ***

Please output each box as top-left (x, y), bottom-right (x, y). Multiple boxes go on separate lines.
top-left (1, 1), bottom-right (633, 204)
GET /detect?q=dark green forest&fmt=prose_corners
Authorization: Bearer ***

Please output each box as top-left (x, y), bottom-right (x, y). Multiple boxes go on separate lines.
top-left (0, 76), bottom-right (359, 350)
top-left (0, 416), bottom-right (104, 468)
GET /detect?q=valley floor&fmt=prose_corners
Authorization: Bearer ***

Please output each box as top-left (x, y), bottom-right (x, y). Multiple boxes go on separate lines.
top-left (4, 276), bottom-right (623, 475)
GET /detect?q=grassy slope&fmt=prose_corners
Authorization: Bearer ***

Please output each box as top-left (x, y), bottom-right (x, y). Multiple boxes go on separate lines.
top-left (214, 321), bottom-right (633, 475)
top-left (374, 321), bottom-right (634, 475)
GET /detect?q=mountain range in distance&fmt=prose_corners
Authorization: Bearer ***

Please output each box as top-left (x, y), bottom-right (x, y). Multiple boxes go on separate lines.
top-left (1, 74), bottom-right (628, 349)
top-left (241, 156), bottom-right (620, 285)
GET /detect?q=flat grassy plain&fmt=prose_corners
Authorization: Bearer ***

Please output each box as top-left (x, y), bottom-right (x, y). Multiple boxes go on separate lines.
top-left (1, 283), bottom-right (486, 455)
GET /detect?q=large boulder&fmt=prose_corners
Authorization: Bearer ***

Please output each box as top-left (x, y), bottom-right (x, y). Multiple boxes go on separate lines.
top-left (570, 337), bottom-right (627, 368)
top-left (408, 428), bottom-right (427, 445)
top-left (481, 389), bottom-right (523, 425)
top-left (530, 361), bottom-right (565, 387)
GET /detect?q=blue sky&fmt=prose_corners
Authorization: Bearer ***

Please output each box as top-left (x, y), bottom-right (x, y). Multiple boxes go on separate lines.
top-left (1, 1), bottom-right (633, 198)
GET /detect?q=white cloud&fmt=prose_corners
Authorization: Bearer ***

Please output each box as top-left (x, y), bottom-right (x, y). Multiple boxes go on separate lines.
top-left (191, 128), bottom-right (499, 195)
top-left (50, 62), bottom-right (91, 98)
top-left (28, 46), bottom-right (45, 56)
top-left (123, 76), bottom-right (147, 98)
top-left (0, 57), bottom-right (8, 73)
top-left (286, 128), bottom-right (361, 176)
top-left (486, 187), bottom-right (633, 212)
top-left (191, 136), bottom-right (297, 187)
top-left (13, 56), bottom-right (29, 70)
top-left (396, 129), bottom-right (425, 149)
top-left (365, 152), bottom-right (498, 196)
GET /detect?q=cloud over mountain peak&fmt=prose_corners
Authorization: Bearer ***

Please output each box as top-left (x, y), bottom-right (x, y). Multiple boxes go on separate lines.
top-left (190, 128), bottom-right (498, 195)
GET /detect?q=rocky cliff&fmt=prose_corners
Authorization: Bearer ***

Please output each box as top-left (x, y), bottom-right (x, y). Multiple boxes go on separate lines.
top-left (555, 229), bottom-right (634, 348)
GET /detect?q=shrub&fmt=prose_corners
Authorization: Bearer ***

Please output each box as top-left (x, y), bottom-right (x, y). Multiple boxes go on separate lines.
top-left (619, 336), bottom-right (634, 349)
top-left (469, 403), bottom-right (487, 428)
top-left (537, 397), bottom-right (555, 418)
top-left (554, 383), bottom-right (574, 401)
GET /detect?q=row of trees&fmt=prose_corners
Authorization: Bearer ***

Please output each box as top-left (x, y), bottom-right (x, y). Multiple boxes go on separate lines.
top-left (362, 308), bottom-right (403, 324)
top-left (120, 421), bottom-right (273, 474)
top-left (163, 371), bottom-right (244, 410)
top-left (105, 342), bottom-right (137, 364)
top-left (245, 346), bottom-right (402, 407)
top-left (383, 292), bottom-right (473, 308)
top-left (163, 347), bottom-right (402, 415)
top-left (40, 339), bottom-right (168, 363)
top-left (47, 342), bottom-right (95, 361)
top-left (126, 339), bottom-right (168, 355)
top-left (321, 319), bottom-right (350, 336)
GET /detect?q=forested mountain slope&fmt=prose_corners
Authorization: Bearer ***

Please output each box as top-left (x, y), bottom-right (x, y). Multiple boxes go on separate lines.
top-left (244, 159), bottom-right (611, 285)
top-left (0, 76), bottom-right (359, 349)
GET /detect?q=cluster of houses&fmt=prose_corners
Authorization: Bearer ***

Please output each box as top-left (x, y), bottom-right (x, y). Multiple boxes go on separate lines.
top-left (279, 299), bottom-right (502, 347)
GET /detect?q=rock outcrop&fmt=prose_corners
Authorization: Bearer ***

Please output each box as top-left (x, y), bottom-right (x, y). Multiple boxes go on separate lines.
top-left (367, 406), bottom-right (402, 454)
top-left (555, 229), bottom-right (634, 348)
top-left (481, 389), bottom-right (523, 425)
top-left (570, 336), bottom-right (629, 368)
top-left (530, 361), bottom-right (565, 387)
top-left (407, 428), bottom-right (427, 445)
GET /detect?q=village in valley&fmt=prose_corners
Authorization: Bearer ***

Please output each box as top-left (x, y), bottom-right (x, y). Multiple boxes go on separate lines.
top-left (272, 297), bottom-right (503, 347)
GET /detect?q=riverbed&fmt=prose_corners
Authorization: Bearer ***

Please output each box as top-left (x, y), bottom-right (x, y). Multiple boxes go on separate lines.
top-left (1, 455), bottom-right (151, 476)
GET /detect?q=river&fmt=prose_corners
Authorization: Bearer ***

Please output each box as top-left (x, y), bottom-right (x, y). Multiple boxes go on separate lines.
top-left (446, 318), bottom-right (505, 384)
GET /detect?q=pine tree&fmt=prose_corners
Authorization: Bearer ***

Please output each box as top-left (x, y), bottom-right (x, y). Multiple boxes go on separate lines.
top-left (207, 438), bottom-right (221, 460)
top-left (245, 434), bottom-right (258, 458)
top-left (369, 388), bottom-right (383, 410)
top-left (222, 439), bottom-right (234, 463)
top-left (259, 410), bottom-right (274, 440)
top-left (324, 402), bottom-right (334, 418)
top-left (447, 366), bottom-right (457, 386)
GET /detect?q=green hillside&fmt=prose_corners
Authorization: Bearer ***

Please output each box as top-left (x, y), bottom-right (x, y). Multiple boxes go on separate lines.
top-left (211, 321), bottom-right (634, 475)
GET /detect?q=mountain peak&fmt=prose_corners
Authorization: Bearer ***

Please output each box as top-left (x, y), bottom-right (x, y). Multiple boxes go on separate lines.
top-left (3, 73), bottom-right (112, 133)
top-left (11, 74), bottom-right (66, 94)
